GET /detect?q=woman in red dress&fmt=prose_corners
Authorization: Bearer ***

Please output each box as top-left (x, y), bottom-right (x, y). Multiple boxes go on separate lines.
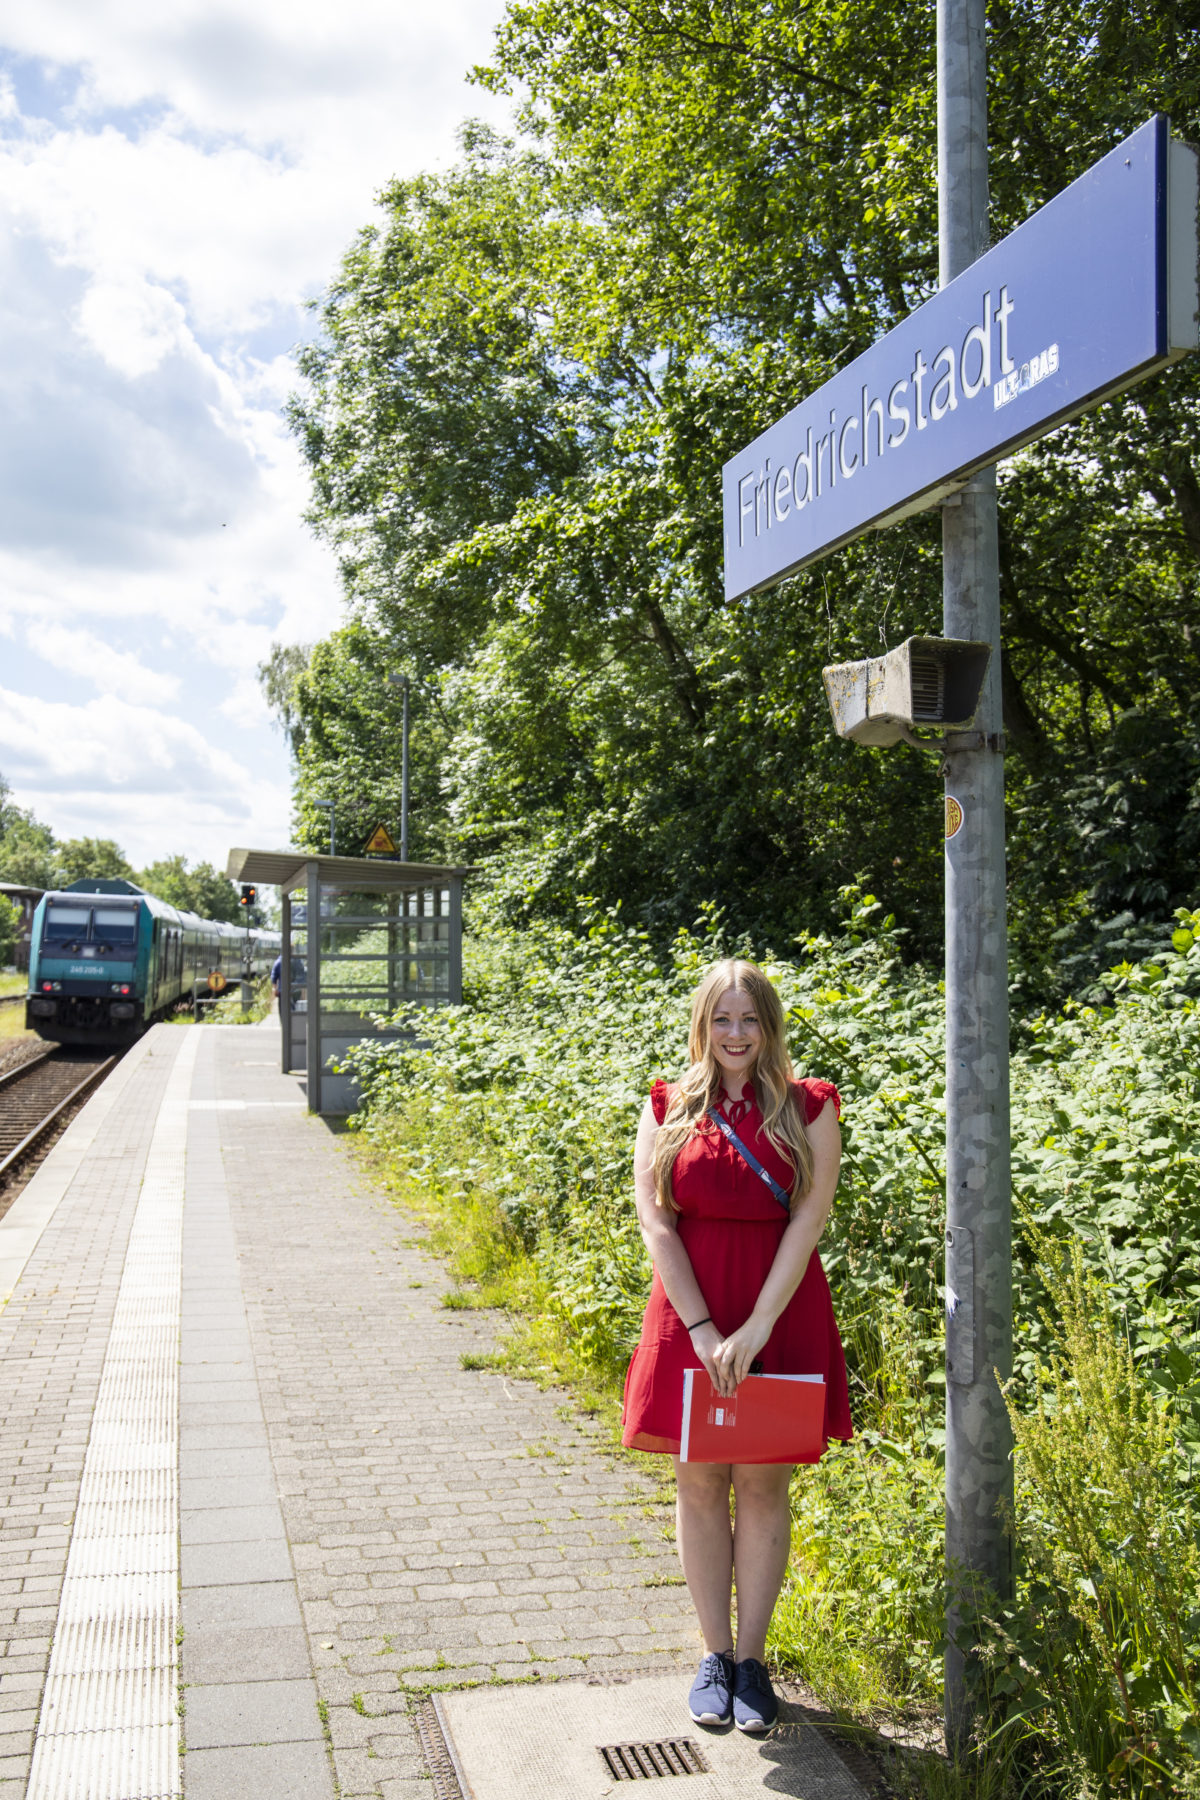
top-left (622, 958), bottom-right (850, 1734)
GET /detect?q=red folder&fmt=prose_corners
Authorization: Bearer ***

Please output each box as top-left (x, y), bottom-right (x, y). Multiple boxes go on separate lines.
top-left (679, 1370), bottom-right (826, 1463)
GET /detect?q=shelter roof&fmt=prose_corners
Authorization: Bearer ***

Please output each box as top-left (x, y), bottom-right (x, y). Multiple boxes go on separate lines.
top-left (225, 848), bottom-right (472, 892)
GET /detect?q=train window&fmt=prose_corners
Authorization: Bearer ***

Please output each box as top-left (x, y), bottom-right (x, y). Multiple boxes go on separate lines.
top-left (93, 909), bottom-right (138, 947)
top-left (44, 906), bottom-right (91, 943)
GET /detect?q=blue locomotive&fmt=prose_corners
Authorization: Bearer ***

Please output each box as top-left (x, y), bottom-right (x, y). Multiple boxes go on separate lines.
top-left (25, 879), bottom-right (281, 1046)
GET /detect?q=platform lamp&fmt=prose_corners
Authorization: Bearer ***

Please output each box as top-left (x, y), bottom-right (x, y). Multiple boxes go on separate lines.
top-left (386, 673), bottom-right (410, 863)
top-left (312, 799), bottom-right (335, 857)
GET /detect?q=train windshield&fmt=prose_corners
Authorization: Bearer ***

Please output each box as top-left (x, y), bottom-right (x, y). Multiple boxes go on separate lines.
top-left (43, 906), bottom-right (91, 945)
top-left (93, 908), bottom-right (138, 947)
top-left (42, 904), bottom-right (138, 953)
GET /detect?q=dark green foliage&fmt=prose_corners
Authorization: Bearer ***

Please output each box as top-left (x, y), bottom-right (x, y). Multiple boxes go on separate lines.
top-left (280, 0), bottom-right (1200, 979)
top-left (0, 770), bottom-right (238, 918)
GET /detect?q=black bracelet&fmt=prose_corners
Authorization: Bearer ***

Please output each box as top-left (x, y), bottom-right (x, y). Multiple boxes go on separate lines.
top-left (685, 1315), bottom-right (712, 1332)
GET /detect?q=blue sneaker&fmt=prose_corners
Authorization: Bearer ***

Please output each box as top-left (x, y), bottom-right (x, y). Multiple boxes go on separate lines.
top-left (732, 1658), bottom-right (778, 1734)
top-left (688, 1651), bottom-right (734, 1725)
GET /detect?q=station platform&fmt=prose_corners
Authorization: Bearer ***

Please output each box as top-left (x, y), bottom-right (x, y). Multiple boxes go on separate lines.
top-left (0, 1024), bottom-right (873, 1800)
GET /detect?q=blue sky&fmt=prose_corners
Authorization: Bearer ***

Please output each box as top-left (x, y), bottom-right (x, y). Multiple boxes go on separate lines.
top-left (0, 0), bottom-right (509, 870)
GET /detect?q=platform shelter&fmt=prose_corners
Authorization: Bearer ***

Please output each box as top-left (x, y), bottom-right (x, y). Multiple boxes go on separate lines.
top-left (226, 848), bottom-right (468, 1116)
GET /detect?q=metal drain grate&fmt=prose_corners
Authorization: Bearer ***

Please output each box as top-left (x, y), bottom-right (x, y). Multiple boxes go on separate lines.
top-left (420, 1697), bottom-right (467, 1800)
top-left (599, 1739), bottom-right (710, 1780)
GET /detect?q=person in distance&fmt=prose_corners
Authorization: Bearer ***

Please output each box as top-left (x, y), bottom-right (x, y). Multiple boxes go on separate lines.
top-left (622, 959), bottom-right (849, 1735)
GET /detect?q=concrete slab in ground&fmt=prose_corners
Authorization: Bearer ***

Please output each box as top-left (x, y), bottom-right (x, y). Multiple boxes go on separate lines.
top-left (433, 1672), bottom-right (868, 1800)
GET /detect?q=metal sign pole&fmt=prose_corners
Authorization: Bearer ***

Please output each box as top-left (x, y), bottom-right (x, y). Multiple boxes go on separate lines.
top-left (938, 0), bottom-right (1014, 1750)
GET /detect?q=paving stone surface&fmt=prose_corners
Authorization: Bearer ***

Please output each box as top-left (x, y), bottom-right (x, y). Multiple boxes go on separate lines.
top-left (0, 1031), bottom-right (170, 1797)
top-left (205, 1026), bottom-right (696, 1800)
top-left (0, 1022), bottom-right (697, 1800)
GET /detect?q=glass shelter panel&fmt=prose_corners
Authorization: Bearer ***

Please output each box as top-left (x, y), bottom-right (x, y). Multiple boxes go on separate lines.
top-left (284, 902), bottom-right (309, 1076)
top-left (309, 876), bottom-right (462, 1116)
top-left (319, 885), bottom-right (453, 1011)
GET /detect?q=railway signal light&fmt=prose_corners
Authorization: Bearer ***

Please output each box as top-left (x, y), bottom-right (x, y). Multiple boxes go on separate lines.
top-left (239, 884), bottom-right (257, 909)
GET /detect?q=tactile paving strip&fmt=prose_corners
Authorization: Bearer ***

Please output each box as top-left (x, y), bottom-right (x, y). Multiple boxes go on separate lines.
top-left (26, 1030), bottom-right (199, 1800)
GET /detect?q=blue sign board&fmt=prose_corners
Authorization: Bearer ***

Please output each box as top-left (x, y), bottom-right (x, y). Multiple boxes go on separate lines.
top-left (723, 116), bottom-right (1199, 601)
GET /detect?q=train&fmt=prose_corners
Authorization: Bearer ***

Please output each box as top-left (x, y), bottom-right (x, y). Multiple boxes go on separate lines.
top-left (25, 879), bottom-right (281, 1046)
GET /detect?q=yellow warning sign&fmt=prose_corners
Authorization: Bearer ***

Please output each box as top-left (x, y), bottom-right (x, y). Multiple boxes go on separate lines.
top-left (364, 824), bottom-right (398, 856)
top-left (945, 795), bottom-right (964, 841)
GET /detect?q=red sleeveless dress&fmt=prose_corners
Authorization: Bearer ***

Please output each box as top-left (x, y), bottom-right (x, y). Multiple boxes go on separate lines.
top-left (621, 1077), bottom-right (852, 1460)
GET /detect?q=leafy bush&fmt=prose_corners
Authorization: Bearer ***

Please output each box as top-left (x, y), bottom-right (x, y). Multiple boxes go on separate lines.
top-left (343, 897), bottom-right (1200, 1790)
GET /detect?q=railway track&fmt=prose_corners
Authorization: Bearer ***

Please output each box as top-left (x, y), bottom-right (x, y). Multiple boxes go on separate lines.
top-left (0, 1047), bottom-right (116, 1185)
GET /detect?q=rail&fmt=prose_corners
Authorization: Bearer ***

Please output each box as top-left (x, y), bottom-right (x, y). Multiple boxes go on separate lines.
top-left (0, 1050), bottom-right (117, 1183)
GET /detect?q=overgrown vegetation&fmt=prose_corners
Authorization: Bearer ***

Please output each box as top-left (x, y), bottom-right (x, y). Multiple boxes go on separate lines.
top-left (268, 0), bottom-right (1200, 1001)
top-left (345, 903), bottom-right (1200, 1795)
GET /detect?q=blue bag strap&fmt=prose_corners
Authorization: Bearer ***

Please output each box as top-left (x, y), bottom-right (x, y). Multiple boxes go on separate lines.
top-left (705, 1108), bottom-right (791, 1212)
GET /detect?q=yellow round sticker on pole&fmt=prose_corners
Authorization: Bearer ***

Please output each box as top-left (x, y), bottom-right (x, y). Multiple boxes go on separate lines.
top-left (945, 795), bottom-right (964, 840)
top-left (207, 971), bottom-right (227, 993)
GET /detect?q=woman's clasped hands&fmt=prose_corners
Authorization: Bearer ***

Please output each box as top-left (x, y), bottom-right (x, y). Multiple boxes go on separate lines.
top-left (689, 1314), bottom-right (774, 1399)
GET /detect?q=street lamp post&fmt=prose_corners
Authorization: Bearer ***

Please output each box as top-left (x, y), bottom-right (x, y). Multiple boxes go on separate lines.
top-left (387, 673), bottom-right (411, 862)
top-left (312, 799), bottom-right (336, 858)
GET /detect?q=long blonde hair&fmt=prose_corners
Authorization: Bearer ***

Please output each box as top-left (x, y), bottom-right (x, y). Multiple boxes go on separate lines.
top-left (651, 959), bottom-right (814, 1212)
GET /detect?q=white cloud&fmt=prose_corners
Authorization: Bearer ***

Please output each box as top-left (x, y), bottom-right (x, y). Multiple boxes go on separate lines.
top-left (0, 687), bottom-right (246, 793)
top-left (0, 2), bottom-right (513, 334)
top-left (30, 625), bottom-right (179, 704)
top-left (0, 0), bottom-right (510, 868)
top-left (76, 275), bottom-right (192, 380)
top-left (0, 685), bottom-right (294, 865)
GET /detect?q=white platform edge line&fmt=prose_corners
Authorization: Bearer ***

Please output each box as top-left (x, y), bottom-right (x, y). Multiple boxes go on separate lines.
top-left (0, 1024), bottom-right (166, 1307)
top-left (26, 1027), bottom-right (198, 1800)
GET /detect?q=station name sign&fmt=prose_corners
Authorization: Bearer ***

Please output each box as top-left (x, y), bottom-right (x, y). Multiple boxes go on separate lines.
top-left (723, 116), bottom-right (1200, 601)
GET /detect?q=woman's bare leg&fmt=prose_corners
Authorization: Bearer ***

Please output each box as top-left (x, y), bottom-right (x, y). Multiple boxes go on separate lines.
top-left (672, 1458), bottom-right (734, 1653)
top-left (730, 1464), bottom-right (793, 1662)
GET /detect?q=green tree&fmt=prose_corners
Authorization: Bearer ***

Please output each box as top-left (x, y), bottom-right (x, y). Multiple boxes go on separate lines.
top-left (0, 775), bottom-right (57, 889)
top-left (0, 811), bottom-right (57, 888)
top-left (0, 895), bottom-right (16, 966)
top-left (281, 619), bottom-right (451, 863)
top-left (53, 839), bottom-right (136, 888)
top-left (284, 0), bottom-right (1200, 974)
top-left (257, 643), bottom-right (313, 757)
top-left (138, 856), bottom-right (242, 922)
